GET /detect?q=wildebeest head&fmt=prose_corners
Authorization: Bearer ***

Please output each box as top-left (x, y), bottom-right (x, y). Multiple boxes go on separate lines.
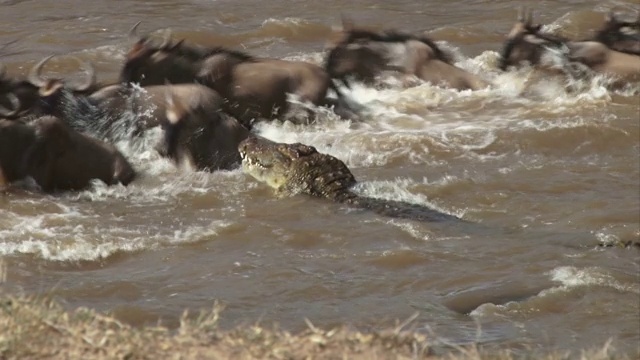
top-left (325, 38), bottom-right (389, 87)
top-left (120, 31), bottom-right (199, 86)
top-left (594, 11), bottom-right (640, 55)
top-left (26, 55), bottom-right (97, 116)
top-left (498, 8), bottom-right (567, 71)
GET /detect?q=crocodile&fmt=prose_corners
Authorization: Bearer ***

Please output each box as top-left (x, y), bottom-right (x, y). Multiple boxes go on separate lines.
top-left (238, 136), bottom-right (640, 250)
top-left (238, 135), bottom-right (464, 223)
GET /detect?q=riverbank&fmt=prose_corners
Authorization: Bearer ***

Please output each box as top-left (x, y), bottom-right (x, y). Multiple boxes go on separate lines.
top-left (0, 294), bottom-right (634, 360)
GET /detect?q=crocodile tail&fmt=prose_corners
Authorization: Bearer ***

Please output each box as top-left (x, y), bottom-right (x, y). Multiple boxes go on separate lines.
top-left (352, 196), bottom-right (466, 223)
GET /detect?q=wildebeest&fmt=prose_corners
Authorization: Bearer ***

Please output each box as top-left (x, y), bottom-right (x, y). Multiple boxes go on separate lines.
top-left (1, 55), bottom-right (103, 122)
top-left (160, 88), bottom-right (250, 171)
top-left (499, 9), bottom-right (640, 84)
top-left (1, 110), bottom-right (136, 193)
top-left (120, 27), bottom-right (351, 128)
top-left (0, 117), bottom-right (37, 187)
top-left (20, 55), bottom-right (246, 171)
top-left (22, 115), bottom-right (136, 192)
top-left (324, 17), bottom-right (489, 91)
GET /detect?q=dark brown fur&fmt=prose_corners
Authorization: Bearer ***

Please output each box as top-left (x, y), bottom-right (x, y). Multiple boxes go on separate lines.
top-left (22, 116), bottom-right (136, 192)
top-left (0, 119), bottom-right (37, 186)
top-left (1, 116), bottom-right (136, 192)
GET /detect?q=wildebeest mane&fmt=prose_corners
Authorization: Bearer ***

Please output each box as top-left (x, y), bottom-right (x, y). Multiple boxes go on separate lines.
top-left (339, 29), bottom-right (454, 64)
top-left (532, 31), bottom-right (570, 46)
top-left (167, 42), bottom-right (256, 63)
top-left (203, 47), bottom-right (256, 62)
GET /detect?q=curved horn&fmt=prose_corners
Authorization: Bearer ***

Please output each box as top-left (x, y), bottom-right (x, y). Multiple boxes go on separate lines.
top-left (28, 55), bottom-right (54, 88)
top-left (129, 21), bottom-right (143, 40)
top-left (0, 38), bottom-right (19, 54)
top-left (526, 9), bottom-right (534, 26)
top-left (0, 92), bottom-right (21, 118)
top-left (517, 6), bottom-right (525, 22)
top-left (159, 29), bottom-right (173, 49)
top-left (70, 57), bottom-right (96, 92)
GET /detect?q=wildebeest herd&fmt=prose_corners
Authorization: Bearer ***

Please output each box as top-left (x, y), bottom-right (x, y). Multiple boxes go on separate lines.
top-left (0, 9), bottom-right (638, 195)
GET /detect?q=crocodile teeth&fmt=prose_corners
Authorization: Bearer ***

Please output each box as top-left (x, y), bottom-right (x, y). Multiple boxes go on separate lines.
top-left (245, 157), bottom-right (267, 169)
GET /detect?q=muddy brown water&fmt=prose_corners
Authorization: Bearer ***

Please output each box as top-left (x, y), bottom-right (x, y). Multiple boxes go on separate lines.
top-left (1, 0), bottom-right (639, 355)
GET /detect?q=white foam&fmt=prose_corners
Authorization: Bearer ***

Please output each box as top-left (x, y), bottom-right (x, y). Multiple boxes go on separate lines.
top-left (546, 266), bottom-right (640, 294)
top-left (3, 41), bottom-right (635, 262)
top-left (261, 17), bottom-right (310, 28)
top-left (0, 215), bottom-right (233, 261)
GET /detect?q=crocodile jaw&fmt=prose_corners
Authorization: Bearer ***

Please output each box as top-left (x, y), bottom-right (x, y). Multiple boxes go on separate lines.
top-left (239, 149), bottom-right (287, 190)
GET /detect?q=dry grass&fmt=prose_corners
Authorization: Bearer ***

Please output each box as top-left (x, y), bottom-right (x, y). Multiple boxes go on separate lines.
top-left (0, 294), bottom-right (636, 360)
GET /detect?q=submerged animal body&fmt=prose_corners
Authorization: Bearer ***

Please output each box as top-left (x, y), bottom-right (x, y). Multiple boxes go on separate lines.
top-left (23, 116), bottom-right (136, 192)
top-left (0, 116), bottom-right (135, 193)
top-left (238, 136), bottom-right (463, 222)
top-left (325, 19), bottom-right (489, 91)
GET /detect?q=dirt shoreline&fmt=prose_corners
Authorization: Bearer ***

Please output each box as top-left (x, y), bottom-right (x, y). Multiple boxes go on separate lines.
top-left (0, 294), bottom-right (635, 360)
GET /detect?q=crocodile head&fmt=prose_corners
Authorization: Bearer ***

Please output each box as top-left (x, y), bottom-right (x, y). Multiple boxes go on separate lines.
top-left (238, 136), bottom-right (357, 200)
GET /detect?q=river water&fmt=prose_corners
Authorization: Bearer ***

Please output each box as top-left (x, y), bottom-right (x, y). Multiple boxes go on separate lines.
top-left (1, 0), bottom-right (639, 356)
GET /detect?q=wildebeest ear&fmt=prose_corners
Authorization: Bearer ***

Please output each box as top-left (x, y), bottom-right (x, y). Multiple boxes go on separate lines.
top-left (38, 79), bottom-right (64, 97)
top-left (159, 29), bottom-right (173, 50)
top-left (523, 34), bottom-right (549, 45)
top-left (127, 39), bottom-right (147, 60)
top-left (150, 51), bottom-right (169, 63)
top-left (345, 43), bottom-right (362, 50)
top-left (169, 39), bottom-right (185, 52)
